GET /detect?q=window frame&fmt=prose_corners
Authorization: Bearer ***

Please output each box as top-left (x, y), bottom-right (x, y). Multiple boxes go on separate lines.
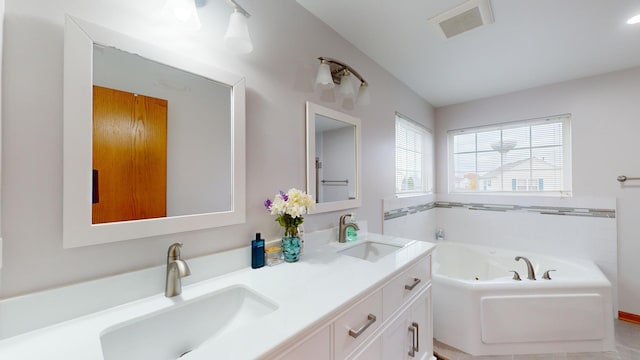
top-left (447, 114), bottom-right (572, 196)
top-left (395, 112), bottom-right (434, 197)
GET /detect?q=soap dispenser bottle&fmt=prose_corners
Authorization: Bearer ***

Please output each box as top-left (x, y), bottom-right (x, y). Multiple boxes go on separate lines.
top-left (346, 214), bottom-right (358, 242)
top-left (251, 233), bottom-right (265, 269)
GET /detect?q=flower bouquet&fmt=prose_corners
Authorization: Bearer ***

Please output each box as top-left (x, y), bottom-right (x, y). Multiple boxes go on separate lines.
top-left (264, 188), bottom-right (314, 262)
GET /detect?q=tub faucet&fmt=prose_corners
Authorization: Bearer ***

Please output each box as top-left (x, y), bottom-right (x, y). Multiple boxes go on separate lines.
top-left (542, 269), bottom-right (556, 280)
top-left (509, 270), bottom-right (522, 281)
top-left (165, 242), bottom-right (191, 297)
top-left (515, 256), bottom-right (536, 280)
top-left (339, 214), bottom-right (360, 243)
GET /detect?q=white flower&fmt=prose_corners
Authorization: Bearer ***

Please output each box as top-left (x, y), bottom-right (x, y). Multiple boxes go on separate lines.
top-left (265, 188), bottom-right (314, 218)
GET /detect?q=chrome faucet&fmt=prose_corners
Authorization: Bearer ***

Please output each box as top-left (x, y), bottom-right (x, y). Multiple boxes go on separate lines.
top-left (515, 256), bottom-right (536, 280)
top-left (165, 242), bottom-right (191, 297)
top-left (339, 214), bottom-right (360, 243)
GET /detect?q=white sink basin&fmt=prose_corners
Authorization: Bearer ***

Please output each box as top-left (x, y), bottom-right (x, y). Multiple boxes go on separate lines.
top-left (100, 285), bottom-right (278, 360)
top-left (338, 241), bottom-right (402, 262)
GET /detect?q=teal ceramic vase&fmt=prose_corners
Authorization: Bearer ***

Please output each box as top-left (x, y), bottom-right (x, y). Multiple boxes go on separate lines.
top-left (281, 236), bottom-right (301, 262)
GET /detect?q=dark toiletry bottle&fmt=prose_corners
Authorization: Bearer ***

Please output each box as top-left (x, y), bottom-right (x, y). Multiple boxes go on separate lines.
top-left (251, 233), bottom-right (265, 269)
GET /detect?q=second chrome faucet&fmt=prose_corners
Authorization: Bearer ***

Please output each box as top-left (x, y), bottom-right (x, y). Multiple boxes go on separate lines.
top-left (339, 214), bottom-right (360, 243)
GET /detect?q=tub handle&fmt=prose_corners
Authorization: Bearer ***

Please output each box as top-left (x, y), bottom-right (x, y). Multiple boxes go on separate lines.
top-left (408, 322), bottom-right (419, 357)
top-left (348, 314), bottom-right (376, 338)
top-left (509, 270), bottom-right (522, 281)
top-left (542, 269), bottom-right (556, 280)
top-left (405, 278), bottom-right (422, 291)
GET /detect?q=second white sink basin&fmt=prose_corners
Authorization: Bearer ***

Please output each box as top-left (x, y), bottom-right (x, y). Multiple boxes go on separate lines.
top-left (339, 241), bottom-right (402, 262)
top-left (100, 285), bottom-right (278, 360)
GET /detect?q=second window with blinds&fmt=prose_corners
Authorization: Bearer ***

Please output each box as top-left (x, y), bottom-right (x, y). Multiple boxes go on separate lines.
top-left (448, 114), bottom-right (572, 195)
top-left (395, 113), bottom-right (434, 196)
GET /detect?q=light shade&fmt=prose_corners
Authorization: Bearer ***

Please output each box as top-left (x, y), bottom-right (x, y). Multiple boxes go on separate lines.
top-left (225, 10), bottom-right (254, 54)
top-left (337, 72), bottom-right (356, 99)
top-left (315, 60), bottom-right (334, 89)
top-left (356, 83), bottom-right (371, 106)
top-left (627, 13), bottom-right (640, 25)
top-left (164, 0), bottom-right (201, 30)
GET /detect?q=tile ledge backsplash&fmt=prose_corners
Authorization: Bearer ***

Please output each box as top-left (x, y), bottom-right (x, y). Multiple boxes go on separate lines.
top-left (384, 195), bottom-right (616, 221)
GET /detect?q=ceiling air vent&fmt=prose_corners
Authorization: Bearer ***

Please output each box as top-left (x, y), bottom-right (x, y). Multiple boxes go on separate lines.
top-left (428, 0), bottom-right (494, 39)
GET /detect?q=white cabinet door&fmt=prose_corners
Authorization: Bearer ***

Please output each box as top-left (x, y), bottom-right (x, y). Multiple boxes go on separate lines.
top-left (381, 309), bottom-right (411, 360)
top-left (409, 287), bottom-right (432, 360)
top-left (277, 325), bottom-right (331, 360)
top-left (381, 288), bottom-right (432, 360)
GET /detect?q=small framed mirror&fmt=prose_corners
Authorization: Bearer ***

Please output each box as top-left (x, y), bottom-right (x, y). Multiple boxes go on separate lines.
top-left (0, 3), bottom-right (3, 267)
top-left (63, 16), bottom-right (246, 247)
top-left (306, 101), bottom-right (361, 214)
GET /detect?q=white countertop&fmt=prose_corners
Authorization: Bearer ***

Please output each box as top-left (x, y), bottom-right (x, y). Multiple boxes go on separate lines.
top-left (0, 232), bottom-right (436, 359)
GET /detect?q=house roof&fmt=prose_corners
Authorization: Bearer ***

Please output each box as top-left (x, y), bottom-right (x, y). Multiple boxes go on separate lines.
top-left (478, 157), bottom-right (558, 179)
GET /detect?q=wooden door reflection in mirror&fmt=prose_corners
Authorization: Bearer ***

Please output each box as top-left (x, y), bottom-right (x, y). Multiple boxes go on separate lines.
top-left (92, 86), bottom-right (167, 224)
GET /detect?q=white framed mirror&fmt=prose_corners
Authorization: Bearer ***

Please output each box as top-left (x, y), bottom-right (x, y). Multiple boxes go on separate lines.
top-left (306, 101), bottom-right (361, 214)
top-left (63, 16), bottom-right (246, 248)
top-left (0, 0), bottom-right (4, 268)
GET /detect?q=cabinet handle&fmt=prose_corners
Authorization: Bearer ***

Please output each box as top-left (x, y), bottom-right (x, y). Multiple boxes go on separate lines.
top-left (408, 324), bottom-right (416, 357)
top-left (404, 278), bottom-right (421, 291)
top-left (408, 322), bottom-right (420, 357)
top-left (348, 314), bottom-right (376, 338)
top-left (92, 169), bottom-right (99, 204)
top-left (412, 322), bottom-right (420, 353)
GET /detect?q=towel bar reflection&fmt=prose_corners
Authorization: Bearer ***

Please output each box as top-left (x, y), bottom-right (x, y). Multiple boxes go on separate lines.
top-left (322, 179), bottom-right (349, 185)
top-left (617, 175), bottom-right (640, 182)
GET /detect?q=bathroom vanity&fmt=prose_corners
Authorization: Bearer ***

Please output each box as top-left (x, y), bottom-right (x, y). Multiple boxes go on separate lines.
top-left (0, 230), bottom-right (435, 359)
top-left (272, 247), bottom-right (433, 360)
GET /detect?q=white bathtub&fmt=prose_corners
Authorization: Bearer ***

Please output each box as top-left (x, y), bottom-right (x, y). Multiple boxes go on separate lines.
top-left (432, 241), bottom-right (615, 356)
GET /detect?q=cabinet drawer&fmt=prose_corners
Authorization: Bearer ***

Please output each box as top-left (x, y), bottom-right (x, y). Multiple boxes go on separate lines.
top-left (382, 255), bottom-right (431, 320)
top-left (277, 325), bottom-right (331, 360)
top-left (334, 289), bottom-right (383, 359)
top-left (349, 335), bottom-right (382, 360)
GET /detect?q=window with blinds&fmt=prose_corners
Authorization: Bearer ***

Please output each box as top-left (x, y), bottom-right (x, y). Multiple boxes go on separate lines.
top-left (448, 114), bottom-right (571, 195)
top-left (395, 114), bottom-right (434, 195)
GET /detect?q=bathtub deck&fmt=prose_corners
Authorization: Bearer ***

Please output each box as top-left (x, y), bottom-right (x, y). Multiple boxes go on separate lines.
top-left (434, 319), bottom-right (640, 360)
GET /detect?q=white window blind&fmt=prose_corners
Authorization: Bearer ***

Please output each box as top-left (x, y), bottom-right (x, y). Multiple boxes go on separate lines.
top-left (448, 114), bottom-right (571, 195)
top-left (395, 113), bottom-right (433, 195)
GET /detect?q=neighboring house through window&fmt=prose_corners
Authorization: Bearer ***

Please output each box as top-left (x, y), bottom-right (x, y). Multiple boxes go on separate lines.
top-left (448, 114), bottom-right (571, 195)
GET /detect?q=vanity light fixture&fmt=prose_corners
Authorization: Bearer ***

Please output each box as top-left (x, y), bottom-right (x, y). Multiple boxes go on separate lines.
top-left (224, 0), bottom-right (253, 54)
top-left (164, 0), bottom-right (202, 29)
top-left (315, 57), bottom-right (370, 106)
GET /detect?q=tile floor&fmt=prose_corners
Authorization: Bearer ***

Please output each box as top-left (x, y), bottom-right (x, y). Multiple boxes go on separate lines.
top-left (434, 320), bottom-right (640, 360)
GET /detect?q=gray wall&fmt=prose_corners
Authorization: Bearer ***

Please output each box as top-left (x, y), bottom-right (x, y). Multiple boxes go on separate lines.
top-left (435, 66), bottom-right (640, 316)
top-left (0, 0), bottom-right (434, 297)
top-left (317, 127), bottom-right (356, 202)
